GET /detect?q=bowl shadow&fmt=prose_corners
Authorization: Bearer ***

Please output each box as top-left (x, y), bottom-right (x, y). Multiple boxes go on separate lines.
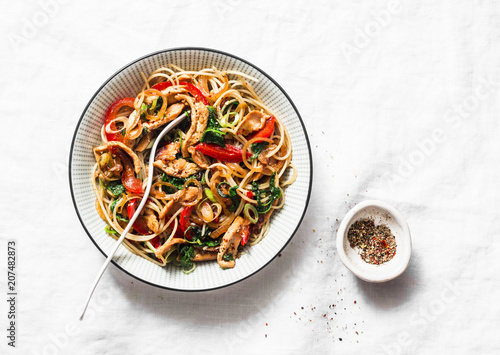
top-left (107, 219), bottom-right (313, 326)
top-left (354, 254), bottom-right (420, 309)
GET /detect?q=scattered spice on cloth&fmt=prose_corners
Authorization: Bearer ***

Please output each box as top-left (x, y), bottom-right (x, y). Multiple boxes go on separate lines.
top-left (347, 219), bottom-right (396, 265)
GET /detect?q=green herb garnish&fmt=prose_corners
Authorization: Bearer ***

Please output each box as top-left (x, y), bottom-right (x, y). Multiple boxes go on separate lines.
top-left (250, 142), bottom-right (269, 162)
top-left (216, 182), bottom-right (240, 212)
top-left (107, 181), bottom-right (126, 197)
top-left (201, 128), bottom-right (225, 147)
top-left (179, 245), bottom-right (195, 270)
top-left (251, 172), bottom-right (281, 214)
top-left (110, 199), bottom-right (118, 212)
top-left (201, 106), bottom-right (226, 147)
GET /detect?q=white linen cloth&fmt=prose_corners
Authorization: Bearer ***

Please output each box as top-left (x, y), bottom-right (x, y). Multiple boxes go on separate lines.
top-left (1, 0), bottom-right (499, 354)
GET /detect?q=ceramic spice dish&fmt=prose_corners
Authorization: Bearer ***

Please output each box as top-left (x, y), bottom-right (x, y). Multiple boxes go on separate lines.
top-left (336, 200), bottom-right (412, 283)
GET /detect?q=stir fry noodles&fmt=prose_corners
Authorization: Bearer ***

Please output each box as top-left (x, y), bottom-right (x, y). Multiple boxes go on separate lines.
top-left (92, 65), bottom-right (296, 273)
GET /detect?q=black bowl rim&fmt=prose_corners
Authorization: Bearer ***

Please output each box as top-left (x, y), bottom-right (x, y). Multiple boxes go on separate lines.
top-left (69, 47), bottom-right (313, 292)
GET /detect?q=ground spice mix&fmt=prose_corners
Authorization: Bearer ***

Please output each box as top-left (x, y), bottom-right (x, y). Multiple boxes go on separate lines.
top-left (347, 219), bottom-right (396, 265)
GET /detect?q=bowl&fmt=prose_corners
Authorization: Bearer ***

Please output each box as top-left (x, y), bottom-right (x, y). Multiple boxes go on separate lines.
top-left (336, 200), bottom-right (411, 282)
top-left (69, 48), bottom-right (312, 291)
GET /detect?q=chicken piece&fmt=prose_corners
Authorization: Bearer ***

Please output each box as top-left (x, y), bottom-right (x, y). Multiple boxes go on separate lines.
top-left (145, 86), bottom-right (186, 103)
top-left (238, 111), bottom-right (269, 136)
top-left (146, 102), bottom-right (185, 130)
top-left (134, 130), bottom-right (153, 152)
top-left (102, 141), bottom-right (141, 174)
top-left (177, 74), bottom-right (192, 82)
top-left (159, 186), bottom-right (202, 219)
top-left (159, 189), bottom-right (184, 219)
top-left (176, 94), bottom-right (209, 157)
top-left (145, 209), bottom-right (159, 234)
top-left (257, 144), bottom-right (277, 165)
top-left (154, 142), bottom-right (199, 178)
top-left (217, 216), bottom-right (244, 269)
top-left (193, 249), bottom-right (218, 262)
top-left (144, 87), bottom-right (185, 105)
top-left (156, 142), bottom-right (180, 162)
top-left (258, 144), bottom-right (284, 173)
top-left (153, 158), bottom-right (200, 178)
top-left (155, 238), bottom-right (186, 258)
top-left (188, 146), bottom-right (210, 169)
top-left (177, 186), bottom-right (201, 206)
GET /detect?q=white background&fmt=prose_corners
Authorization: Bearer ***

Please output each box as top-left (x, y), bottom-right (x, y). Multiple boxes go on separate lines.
top-left (2, 0), bottom-right (500, 354)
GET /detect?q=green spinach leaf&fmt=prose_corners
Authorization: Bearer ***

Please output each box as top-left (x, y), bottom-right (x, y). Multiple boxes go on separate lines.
top-left (179, 245), bottom-right (195, 269)
top-left (201, 106), bottom-right (226, 147)
top-left (250, 142), bottom-right (269, 162)
top-left (252, 172), bottom-right (281, 214)
top-left (107, 181), bottom-right (126, 197)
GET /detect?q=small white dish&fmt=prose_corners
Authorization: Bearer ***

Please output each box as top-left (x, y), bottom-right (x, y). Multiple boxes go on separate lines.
top-left (336, 200), bottom-right (411, 283)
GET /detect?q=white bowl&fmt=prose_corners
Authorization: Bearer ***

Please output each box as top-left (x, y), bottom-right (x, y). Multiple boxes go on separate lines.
top-left (336, 200), bottom-right (411, 282)
top-left (69, 48), bottom-right (313, 291)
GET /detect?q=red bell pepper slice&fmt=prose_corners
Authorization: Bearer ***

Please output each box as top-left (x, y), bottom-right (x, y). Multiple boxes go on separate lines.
top-left (150, 236), bottom-right (161, 248)
top-left (179, 205), bottom-right (195, 240)
top-left (113, 149), bottom-right (144, 194)
top-left (240, 223), bottom-right (251, 246)
top-left (151, 81), bottom-right (208, 105)
top-left (151, 82), bottom-right (172, 91)
top-left (246, 191), bottom-right (254, 199)
top-left (195, 143), bottom-right (251, 163)
top-left (127, 199), bottom-right (150, 235)
top-left (104, 98), bottom-right (135, 142)
top-left (247, 116), bottom-right (275, 142)
top-left (182, 82), bottom-right (209, 105)
top-left (163, 214), bottom-right (184, 238)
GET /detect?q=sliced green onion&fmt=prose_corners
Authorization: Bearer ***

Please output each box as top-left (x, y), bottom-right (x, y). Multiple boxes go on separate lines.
top-left (145, 241), bottom-right (156, 252)
top-left (116, 214), bottom-right (129, 222)
top-left (105, 225), bottom-right (117, 235)
top-left (244, 204), bottom-right (259, 224)
top-left (197, 197), bottom-right (209, 210)
top-left (146, 138), bottom-right (156, 150)
top-left (220, 112), bottom-right (240, 128)
top-left (145, 241), bottom-right (165, 264)
top-left (222, 100), bottom-right (239, 114)
top-left (139, 103), bottom-right (148, 116)
top-left (165, 248), bottom-right (177, 263)
top-left (182, 263), bottom-right (196, 274)
top-left (205, 188), bottom-right (217, 203)
top-left (151, 98), bottom-right (158, 111)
